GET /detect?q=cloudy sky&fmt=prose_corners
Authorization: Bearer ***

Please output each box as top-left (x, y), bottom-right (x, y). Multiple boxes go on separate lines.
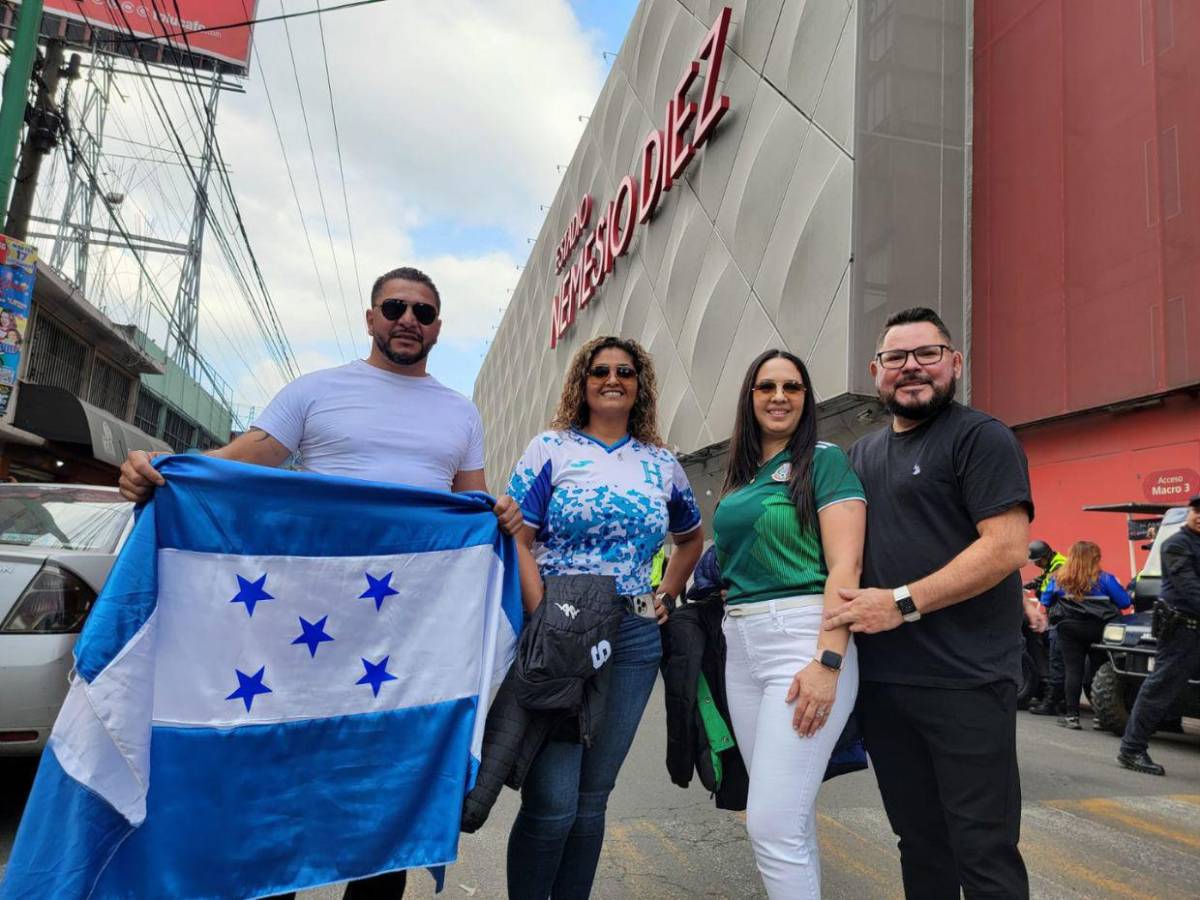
top-left (31, 0), bottom-right (639, 421)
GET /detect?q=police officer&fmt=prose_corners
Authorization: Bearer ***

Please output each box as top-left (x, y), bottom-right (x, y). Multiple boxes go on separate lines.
top-left (1117, 494), bottom-right (1200, 776)
top-left (1025, 540), bottom-right (1067, 716)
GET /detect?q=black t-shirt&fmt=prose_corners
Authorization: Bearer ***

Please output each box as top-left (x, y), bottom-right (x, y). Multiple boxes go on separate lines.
top-left (848, 402), bottom-right (1034, 687)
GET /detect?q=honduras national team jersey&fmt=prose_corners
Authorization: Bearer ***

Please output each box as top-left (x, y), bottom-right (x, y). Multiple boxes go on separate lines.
top-left (507, 429), bottom-right (702, 596)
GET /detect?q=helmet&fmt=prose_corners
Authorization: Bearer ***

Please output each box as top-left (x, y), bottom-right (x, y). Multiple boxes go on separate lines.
top-left (1028, 540), bottom-right (1053, 562)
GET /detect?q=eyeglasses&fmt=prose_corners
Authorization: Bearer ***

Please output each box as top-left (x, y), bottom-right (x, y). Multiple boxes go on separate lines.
top-left (875, 344), bottom-right (953, 369)
top-left (587, 364), bottom-right (638, 380)
top-left (752, 380), bottom-right (806, 396)
top-left (378, 298), bottom-right (438, 326)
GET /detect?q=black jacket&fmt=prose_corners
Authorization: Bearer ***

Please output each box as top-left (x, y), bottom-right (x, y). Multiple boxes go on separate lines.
top-left (1161, 526), bottom-right (1200, 617)
top-left (461, 574), bottom-right (624, 833)
top-left (661, 595), bottom-right (867, 812)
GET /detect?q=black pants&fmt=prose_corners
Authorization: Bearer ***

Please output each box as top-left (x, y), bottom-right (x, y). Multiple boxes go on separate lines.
top-left (1120, 621), bottom-right (1200, 755)
top-left (271, 870), bottom-right (407, 900)
top-left (1044, 626), bottom-right (1065, 702)
top-left (1054, 619), bottom-right (1105, 716)
top-left (857, 681), bottom-right (1029, 900)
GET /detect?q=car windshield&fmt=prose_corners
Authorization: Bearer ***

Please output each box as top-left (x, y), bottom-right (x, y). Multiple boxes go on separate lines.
top-left (0, 488), bottom-right (132, 552)
top-left (1141, 507), bottom-right (1188, 579)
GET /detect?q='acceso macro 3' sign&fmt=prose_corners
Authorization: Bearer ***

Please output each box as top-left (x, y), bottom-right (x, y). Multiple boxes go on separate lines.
top-left (549, 6), bottom-right (733, 348)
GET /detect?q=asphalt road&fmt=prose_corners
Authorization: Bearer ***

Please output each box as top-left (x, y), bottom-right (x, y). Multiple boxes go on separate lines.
top-left (2, 692), bottom-right (1197, 899)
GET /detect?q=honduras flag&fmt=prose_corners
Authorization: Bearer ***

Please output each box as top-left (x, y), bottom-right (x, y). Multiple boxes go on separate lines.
top-left (2, 456), bottom-right (522, 899)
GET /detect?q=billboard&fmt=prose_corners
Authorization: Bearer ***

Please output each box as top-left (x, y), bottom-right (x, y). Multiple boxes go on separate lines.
top-left (7, 1), bottom-right (257, 74)
top-left (0, 235), bottom-right (37, 418)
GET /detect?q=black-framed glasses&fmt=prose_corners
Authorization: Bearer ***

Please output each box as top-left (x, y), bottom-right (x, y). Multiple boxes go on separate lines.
top-left (587, 364), bottom-right (638, 380)
top-left (875, 344), bottom-right (953, 369)
top-left (752, 379), bottom-right (805, 396)
top-left (378, 298), bottom-right (438, 326)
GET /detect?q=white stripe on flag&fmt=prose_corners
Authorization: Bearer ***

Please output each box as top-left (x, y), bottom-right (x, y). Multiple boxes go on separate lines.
top-left (152, 545), bottom-right (504, 726)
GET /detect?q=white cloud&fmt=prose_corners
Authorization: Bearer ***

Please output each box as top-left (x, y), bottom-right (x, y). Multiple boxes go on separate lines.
top-left (35, 1), bottom-right (607, 411)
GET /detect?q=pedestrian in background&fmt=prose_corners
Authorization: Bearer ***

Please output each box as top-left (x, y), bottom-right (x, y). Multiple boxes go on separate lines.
top-left (1039, 540), bottom-right (1133, 729)
top-left (829, 306), bottom-right (1033, 899)
top-left (1118, 494), bottom-right (1200, 776)
top-left (504, 335), bottom-right (703, 900)
top-left (712, 348), bottom-right (866, 898)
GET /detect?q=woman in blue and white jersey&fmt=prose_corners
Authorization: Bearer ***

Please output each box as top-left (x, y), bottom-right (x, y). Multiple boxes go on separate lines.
top-left (505, 335), bottom-right (704, 899)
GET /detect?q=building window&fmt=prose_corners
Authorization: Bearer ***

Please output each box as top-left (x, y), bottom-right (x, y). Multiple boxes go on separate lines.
top-left (134, 390), bottom-right (163, 436)
top-left (25, 313), bottom-right (89, 394)
top-left (86, 358), bottom-right (131, 419)
top-left (163, 409), bottom-right (196, 452)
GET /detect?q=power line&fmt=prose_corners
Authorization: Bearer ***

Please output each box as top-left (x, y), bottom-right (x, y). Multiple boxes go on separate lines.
top-left (278, 0), bottom-right (357, 350)
top-left (89, 0), bottom-right (391, 46)
top-left (315, 0), bottom-right (364, 305)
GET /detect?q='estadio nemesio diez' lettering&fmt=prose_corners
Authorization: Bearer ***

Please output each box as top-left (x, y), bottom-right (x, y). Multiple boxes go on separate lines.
top-left (549, 6), bottom-right (732, 348)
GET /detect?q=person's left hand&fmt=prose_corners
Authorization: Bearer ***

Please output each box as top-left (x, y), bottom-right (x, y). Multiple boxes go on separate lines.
top-left (653, 592), bottom-right (672, 625)
top-left (1024, 598), bottom-right (1048, 633)
top-left (787, 661), bottom-right (838, 736)
top-left (493, 495), bottom-right (524, 536)
top-left (824, 587), bottom-right (904, 633)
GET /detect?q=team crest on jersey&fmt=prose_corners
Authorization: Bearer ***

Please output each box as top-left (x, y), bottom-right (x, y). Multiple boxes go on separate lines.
top-left (772, 463), bottom-right (791, 482)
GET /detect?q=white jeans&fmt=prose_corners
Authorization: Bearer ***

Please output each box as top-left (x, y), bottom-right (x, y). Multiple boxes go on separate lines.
top-left (722, 598), bottom-right (858, 900)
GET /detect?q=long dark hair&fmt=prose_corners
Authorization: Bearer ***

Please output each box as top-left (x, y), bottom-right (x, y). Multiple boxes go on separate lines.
top-left (721, 349), bottom-right (819, 532)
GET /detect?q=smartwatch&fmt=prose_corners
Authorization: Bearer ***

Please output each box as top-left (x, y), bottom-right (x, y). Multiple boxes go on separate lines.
top-left (818, 649), bottom-right (843, 672)
top-left (893, 585), bottom-right (921, 623)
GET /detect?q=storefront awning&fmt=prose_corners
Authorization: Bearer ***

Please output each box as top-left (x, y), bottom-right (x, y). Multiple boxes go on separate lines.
top-left (13, 382), bottom-right (170, 467)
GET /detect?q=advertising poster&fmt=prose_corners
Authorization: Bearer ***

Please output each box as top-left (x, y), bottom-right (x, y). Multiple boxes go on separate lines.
top-left (0, 235), bottom-right (37, 418)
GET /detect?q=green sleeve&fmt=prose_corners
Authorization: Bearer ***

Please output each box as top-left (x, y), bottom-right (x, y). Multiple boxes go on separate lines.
top-left (812, 443), bottom-right (866, 512)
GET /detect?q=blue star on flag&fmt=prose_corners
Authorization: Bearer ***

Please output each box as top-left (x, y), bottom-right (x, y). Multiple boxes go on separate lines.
top-left (226, 666), bottom-right (272, 712)
top-left (291, 615), bottom-right (334, 658)
top-left (356, 656), bottom-right (397, 697)
top-left (231, 574), bottom-right (274, 617)
top-left (358, 571), bottom-right (399, 611)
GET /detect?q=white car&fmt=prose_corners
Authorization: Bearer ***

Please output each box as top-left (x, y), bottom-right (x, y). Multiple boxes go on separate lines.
top-left (0, 484), bottom-right (134, 755)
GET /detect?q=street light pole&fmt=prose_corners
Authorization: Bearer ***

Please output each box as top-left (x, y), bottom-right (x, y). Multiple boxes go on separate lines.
top-left (0, 0), bottom-right (44, 228)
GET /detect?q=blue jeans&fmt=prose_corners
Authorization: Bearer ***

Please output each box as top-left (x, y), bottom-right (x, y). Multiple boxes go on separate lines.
top-left (507, 612), bottom-right (661, 900)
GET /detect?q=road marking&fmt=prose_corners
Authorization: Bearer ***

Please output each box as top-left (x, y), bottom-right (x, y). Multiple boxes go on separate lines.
top-left (817, 813), bottom-right (903, 898)
top-left (1047, 797), bottom-right (1200, 852)
top-left (633, 820), bottom-right (692, 869)
top-left (1019, 841), bottom-right (1159, 900)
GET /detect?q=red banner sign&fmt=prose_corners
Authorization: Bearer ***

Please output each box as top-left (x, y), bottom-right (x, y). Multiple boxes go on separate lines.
top-left (35, 0), bottom-right (257, 71)
top-left (549, 6), bottom-right (732, 348)
top-left (1142, 468), bottom-right (1200, 501)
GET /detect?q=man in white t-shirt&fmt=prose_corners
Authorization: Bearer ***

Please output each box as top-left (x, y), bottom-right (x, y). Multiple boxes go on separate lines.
top-left (118, 266), bottom-right (519, 899)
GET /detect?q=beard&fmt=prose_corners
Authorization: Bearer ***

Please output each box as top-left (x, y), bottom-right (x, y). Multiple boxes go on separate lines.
top-left (884, 373), bottom-right (957, 422)
top-left (374, 330), bottom-right (431, 366)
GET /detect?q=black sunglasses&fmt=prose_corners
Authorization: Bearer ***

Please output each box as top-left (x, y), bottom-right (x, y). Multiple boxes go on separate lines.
top-left (587, 364), bottom-right (638, 380)
top-left (378, 298), bottom-right (438, 326)
top-left (752, 379), bottom-right (806, 396)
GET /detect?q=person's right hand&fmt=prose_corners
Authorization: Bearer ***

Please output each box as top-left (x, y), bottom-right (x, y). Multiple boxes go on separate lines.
top-left (118, 450), bottom-right (168, 503)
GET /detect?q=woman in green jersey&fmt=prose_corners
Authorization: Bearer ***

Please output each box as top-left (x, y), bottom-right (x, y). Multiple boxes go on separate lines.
top-left (713, 349), bottom-right (866, 899)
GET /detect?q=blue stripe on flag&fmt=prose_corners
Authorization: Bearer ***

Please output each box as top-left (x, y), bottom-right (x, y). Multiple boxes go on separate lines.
top-left (151, 455), bottom-right (502, 557)
top-left (0, 750), bottom-right (133, 900)
top-left (72, 504), bottom-right (158, 683)
top-left (92, 697), bottom-right (478, 898)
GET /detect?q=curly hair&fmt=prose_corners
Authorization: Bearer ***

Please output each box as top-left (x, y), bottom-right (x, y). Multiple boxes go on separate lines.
top-left (549, 335), bottom-right (664, 446)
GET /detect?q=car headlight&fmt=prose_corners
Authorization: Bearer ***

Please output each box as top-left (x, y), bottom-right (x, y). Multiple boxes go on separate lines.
top-left (1102, 624), bottom-right (1127, 644)
top-left (0, 563), bottom-right (97, 633)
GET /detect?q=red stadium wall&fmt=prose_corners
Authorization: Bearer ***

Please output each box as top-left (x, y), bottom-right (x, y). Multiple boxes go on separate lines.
top-left (1017, 393), bottom-right (1200, 584)
top-left (972, 0), bottom-right (1200, 424)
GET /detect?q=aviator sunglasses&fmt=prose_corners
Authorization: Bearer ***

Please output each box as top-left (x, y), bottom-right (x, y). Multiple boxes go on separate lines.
top-left (587, 364), bottom-right (638, 380)
top-left (378, 298), bottom-right (438, 326)
top-left (752, 379), bottom-right (806, 396)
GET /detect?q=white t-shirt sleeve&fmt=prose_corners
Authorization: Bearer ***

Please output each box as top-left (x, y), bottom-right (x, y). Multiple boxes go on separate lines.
top-left (250, 379), bottom-right (308, 452)
top-left (462, 406), bottom-right (485, 472)
top-left (667, 456), bottom-right (702, 534)
top-left (506, 434), bottom-right (554, 528)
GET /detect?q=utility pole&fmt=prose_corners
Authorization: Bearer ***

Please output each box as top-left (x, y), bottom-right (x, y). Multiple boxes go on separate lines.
top-left (0, 0), bottom-right (43, 226)
top-left (5, 39), bottom-right (80, 240)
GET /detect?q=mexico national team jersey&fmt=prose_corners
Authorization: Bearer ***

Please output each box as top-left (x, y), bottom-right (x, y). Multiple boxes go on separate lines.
top-left (713, 442), bottom-right (866, 605)
top-left (507, 429), bottom-right (702, 596)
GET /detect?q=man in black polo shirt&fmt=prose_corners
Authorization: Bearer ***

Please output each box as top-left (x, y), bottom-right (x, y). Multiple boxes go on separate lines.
top-left (826, 307), bottom-right (1033, 899)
